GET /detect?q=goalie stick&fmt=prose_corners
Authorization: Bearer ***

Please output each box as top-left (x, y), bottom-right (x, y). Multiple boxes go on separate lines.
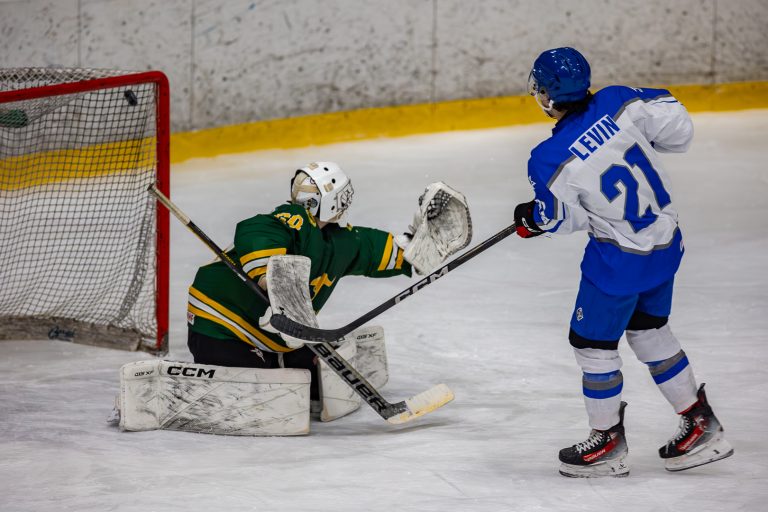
top-left (148, 185), bottom-right (453, 425)
top-left (270, 222), bottom-right (517, 342)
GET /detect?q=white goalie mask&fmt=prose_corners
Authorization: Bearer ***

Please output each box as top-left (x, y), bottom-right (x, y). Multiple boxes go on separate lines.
top-left (290, 162), bottom-right (354, 226)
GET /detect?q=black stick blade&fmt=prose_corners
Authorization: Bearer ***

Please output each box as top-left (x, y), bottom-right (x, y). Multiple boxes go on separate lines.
top-left (270, 313), bottom-right (343, 342)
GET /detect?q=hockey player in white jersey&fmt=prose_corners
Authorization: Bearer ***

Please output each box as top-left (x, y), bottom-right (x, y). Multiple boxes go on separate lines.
top-left (515, 47), bottom-right (733, 477)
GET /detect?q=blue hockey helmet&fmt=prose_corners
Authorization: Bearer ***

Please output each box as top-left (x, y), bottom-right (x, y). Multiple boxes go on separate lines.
top-left (528, 47), bottom-right (591, 104)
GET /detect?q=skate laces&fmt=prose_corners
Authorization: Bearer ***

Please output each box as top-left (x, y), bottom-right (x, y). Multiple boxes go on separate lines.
top-left (671, 415), bottom-right (692, 443)
top-left (576, 430), bottom-right (605, 453)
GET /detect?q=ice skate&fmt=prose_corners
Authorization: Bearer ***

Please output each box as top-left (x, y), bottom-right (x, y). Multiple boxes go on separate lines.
top-left (559, 402), bottom-right (629, 478)
top-left (659, 384), bottom-right (734, 471)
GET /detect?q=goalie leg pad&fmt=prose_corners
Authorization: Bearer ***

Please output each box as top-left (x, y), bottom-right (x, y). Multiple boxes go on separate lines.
top-left (318, 338), bottom-right (362, 422)
top-left (118, 360), bottom-right (311, 436)
top-left (342, 325), bottom-right (388, 388)
top-left (267, 254), bottom-right (318, 333)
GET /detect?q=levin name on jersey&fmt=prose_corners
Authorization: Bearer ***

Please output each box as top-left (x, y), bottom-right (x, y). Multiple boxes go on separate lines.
top-left (569, 115), bottom-right (621, 161)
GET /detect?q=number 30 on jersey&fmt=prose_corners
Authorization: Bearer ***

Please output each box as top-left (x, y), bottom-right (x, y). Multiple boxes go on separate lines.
top-left (274, 212), bottom-right (304, 230)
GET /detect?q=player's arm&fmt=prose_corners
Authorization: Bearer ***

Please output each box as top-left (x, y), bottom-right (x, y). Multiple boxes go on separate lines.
top-left (255, 223), bottom-right (409, 349)
top-left (515, 155), bottom-right (589, 238)
top-left (620, 86), bottom-right (694, 153)
top-left (342, 226), bottom-right (413, 278)
top-left (346, 182), bottom-right (472, 275)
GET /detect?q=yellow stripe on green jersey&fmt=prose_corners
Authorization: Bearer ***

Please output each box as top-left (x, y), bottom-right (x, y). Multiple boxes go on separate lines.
top-left (378, 234), bottom-right (404, 271)
top-left (240, 247), bottom-right (287, 278)
top-left (187, 304), bottom-right (251, 345)
top-left (377, 234), bottom-right (394, 271)
top-left (394, 247), bottom-right (404, 270)
top-left (188, 286), bottom-right (290, 353)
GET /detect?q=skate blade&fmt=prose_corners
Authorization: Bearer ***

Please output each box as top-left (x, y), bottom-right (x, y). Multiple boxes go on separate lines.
top-left (559, 456), bottom-right (629, 478)
top-left (664, 436), bottom-right (734, 472)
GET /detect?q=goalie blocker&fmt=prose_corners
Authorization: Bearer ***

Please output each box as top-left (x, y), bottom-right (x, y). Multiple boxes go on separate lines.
top-left (112, 325), bottom-right (389, 435)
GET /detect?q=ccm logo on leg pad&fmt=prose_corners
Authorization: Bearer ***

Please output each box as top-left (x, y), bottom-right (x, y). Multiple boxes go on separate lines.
top-left (166, 366), bottom-right (216, 378)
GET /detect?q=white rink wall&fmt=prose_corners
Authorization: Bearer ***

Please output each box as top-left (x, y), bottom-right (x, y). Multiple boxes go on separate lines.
top-left (1, 0), bottom-right (767, 132)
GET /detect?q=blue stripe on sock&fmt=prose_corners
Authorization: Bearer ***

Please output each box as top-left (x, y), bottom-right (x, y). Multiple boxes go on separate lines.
top-left (583, 371), bottom-right (620, 381)
top-left (582, 371), bottom-right (623, 399)
top-left (652, 355), bottom-right (689, 384)
top-left (583, 382), bottom-right (623, 399)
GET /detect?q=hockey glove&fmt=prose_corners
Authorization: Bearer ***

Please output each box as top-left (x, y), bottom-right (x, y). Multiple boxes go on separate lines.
top-left (398, 182), bottom-right (472, 274)
top-left (259, 306), bottom-right (305, 349)
top-left (514, 200), bottom-right (545, 238)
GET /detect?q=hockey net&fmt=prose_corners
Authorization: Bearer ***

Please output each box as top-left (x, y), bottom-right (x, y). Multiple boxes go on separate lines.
top-left (0, 68), bottom-right (169, 353)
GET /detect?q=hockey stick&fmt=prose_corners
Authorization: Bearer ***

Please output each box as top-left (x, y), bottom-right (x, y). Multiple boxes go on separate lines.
top-left (149, 185), bottom-right (453, 425)
top-left (270, 222), bottom-right (517, 342)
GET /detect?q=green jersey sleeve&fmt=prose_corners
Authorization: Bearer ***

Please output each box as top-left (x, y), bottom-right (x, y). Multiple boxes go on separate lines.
top-left (333, 225), bottom-right (413, 278)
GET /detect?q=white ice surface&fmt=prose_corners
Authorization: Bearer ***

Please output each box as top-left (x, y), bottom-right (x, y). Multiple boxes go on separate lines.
top-left (1, 110), bottom-right (767, 512)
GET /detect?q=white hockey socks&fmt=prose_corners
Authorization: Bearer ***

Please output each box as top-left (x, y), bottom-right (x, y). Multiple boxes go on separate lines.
top-left (573, 347), bottom-right (624, 430)
top-left (626, 326), bottom-right (698, 413)
top-left (582, 371), bottom-right (624, 431)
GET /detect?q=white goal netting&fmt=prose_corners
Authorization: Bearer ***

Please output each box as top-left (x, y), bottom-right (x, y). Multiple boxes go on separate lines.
top-left (0, 68), bottom-right (168, 352)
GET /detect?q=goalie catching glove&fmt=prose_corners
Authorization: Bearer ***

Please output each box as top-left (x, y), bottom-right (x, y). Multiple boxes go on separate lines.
top-left (395, 182), bottom-right (472, 275)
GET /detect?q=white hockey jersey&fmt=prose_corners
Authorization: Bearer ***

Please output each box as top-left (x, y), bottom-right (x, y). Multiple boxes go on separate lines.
top-left (527, 86), bottom-right (693, 295)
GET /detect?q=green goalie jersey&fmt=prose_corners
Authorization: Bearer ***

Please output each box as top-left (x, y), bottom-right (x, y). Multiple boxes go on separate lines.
top-left (187, 202), bottom-right (412, 353)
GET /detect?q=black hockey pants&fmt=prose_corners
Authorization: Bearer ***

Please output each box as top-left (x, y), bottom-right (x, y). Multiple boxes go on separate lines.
top-left (187, 330), bottom-right (320, 399)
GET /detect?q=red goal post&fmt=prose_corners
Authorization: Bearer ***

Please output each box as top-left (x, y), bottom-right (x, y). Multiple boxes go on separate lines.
top-left (0, 69), bottom-right (170, 353)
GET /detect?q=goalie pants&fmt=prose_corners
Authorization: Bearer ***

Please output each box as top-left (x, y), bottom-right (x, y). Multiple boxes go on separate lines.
top-left (187, 330), bottom-right (320, 400)
top-left (568, 276), bottom-right (698, 430)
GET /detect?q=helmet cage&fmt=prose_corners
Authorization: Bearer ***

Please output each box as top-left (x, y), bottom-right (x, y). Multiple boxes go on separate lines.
top-left (291, 171), bottom-right (322, 217)
top-left (528, 71), bottom-right (555, 113)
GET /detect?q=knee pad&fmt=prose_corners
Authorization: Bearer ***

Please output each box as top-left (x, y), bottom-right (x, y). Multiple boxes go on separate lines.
top-left (626, 324), bottom-right (681, 363)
